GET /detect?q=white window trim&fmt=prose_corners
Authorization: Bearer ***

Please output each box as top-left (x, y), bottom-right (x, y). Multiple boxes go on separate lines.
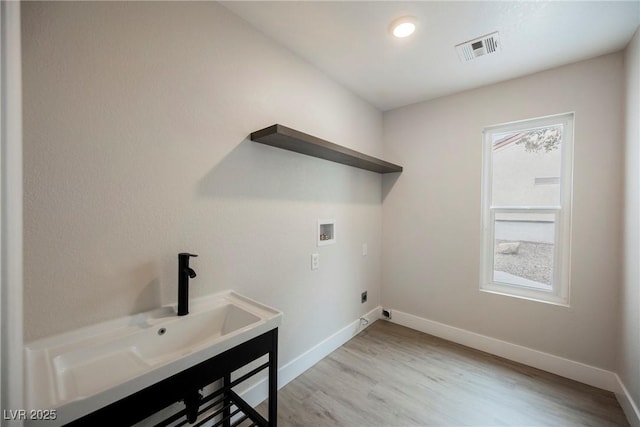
top-left (480, 113), bottom-right (574, 306)
top-left (1, 0), bottom-right (24, 422)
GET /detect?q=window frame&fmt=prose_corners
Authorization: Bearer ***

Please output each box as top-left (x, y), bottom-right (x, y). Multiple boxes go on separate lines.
top-left (480, 113), bottom-right (574, 306)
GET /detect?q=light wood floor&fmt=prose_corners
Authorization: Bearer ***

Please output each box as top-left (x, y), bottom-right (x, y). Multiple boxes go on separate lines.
top-left (255, 320), bottom-right (628, 427)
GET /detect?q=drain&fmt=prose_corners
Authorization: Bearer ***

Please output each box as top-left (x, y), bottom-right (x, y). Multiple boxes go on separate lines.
top-left (157, 327), bottom-right (167, 336)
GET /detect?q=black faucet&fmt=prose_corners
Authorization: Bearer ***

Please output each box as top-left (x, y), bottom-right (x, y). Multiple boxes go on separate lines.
top-left (178, 253), bottom-right (198, 316)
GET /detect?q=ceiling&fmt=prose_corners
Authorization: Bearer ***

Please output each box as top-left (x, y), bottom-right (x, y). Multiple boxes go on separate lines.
top-left (222, 1), bottom-right (640, 111)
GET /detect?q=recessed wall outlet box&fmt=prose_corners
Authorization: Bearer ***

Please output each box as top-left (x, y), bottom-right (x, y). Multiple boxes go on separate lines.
top-left (361, 291), bottom-right (368, 303)
top-left (382, 308), bottom-right (392, 319)
top-left (311, 253), bottom-right (319, 270)
top-left (318, 219), bottom-right (336, 246)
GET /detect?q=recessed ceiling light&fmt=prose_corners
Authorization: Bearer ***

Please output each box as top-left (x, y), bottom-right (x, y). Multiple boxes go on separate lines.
top-left (390, 16), bottom-right (417, 38)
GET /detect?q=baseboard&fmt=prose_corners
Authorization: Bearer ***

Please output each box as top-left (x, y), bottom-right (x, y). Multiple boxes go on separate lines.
top-left (238, 306), bottom-right (382, 407)
top-left (389, 309), bottom-right (619, 393)
top-left (616, 374), bottom-right (640, 427)
top-left (237, 306), bottom-right (634, 424)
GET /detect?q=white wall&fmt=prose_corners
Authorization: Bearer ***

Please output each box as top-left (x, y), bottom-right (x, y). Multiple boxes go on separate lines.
top-left (620, 27), bottom-right (640, 423)
top-left (382, 53), bottom-right (624, 370)
top-left (22, 1), bottom-right (383, 371)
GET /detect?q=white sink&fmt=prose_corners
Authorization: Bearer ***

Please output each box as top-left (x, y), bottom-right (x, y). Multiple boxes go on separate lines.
top-left (24, 290), bottom-right (282, 424)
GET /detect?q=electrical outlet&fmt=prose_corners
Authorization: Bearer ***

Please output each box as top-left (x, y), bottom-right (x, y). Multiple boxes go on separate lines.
top-left (361, 291), bottom-right (367, 303)
top-left (311, 253), bottom-right (319, 270)
top-left (362, 243), bottom-right (368, 256)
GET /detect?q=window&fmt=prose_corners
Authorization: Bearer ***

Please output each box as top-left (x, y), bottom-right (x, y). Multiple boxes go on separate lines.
top-left (480, 113), bottom-right (574, 305)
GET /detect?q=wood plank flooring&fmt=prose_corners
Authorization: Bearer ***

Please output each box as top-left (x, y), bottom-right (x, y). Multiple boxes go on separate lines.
top-left (254, 320), bottom-right (628, 427)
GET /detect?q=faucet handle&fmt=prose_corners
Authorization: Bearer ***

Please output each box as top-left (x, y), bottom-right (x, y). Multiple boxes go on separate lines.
top-left (179, 253), bottom-right (198, 258)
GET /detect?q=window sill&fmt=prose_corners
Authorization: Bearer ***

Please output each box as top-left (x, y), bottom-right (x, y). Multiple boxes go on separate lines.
top-left (480, 286), bottom-right (570, 307)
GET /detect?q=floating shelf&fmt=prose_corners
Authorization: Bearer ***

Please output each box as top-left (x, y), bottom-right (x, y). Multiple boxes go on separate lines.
top-left (250, 124), bottom-right (403, 174)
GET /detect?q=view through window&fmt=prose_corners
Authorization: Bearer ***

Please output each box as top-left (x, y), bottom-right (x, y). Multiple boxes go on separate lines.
top-left (481, 113), bottom-right (574, 304)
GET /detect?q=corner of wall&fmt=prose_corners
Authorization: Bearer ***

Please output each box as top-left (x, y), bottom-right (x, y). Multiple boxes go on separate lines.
top-left (1, 0), bottom-right (25, 419)
top-left (238, 306), bottom-right (383, 407)
top-left (616, 374), bottom-right (640, 427)
top-left (619, 24), bottom-right (640, 427)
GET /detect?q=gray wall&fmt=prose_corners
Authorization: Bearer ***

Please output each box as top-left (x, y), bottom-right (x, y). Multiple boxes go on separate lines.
top-left (22, 1), bottom-right (383, 369)
top-left (621, 27), bottom-right (640, 420)
top-left (381, 53), bottom-right (624, 370)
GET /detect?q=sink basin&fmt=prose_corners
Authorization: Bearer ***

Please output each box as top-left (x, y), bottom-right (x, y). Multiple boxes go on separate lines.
top-left (24, 290), bottom-right (282, 424)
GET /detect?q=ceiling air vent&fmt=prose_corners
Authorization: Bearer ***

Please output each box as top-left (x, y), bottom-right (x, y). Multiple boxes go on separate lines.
top-left (455, 31), bottom-right (500, 62)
